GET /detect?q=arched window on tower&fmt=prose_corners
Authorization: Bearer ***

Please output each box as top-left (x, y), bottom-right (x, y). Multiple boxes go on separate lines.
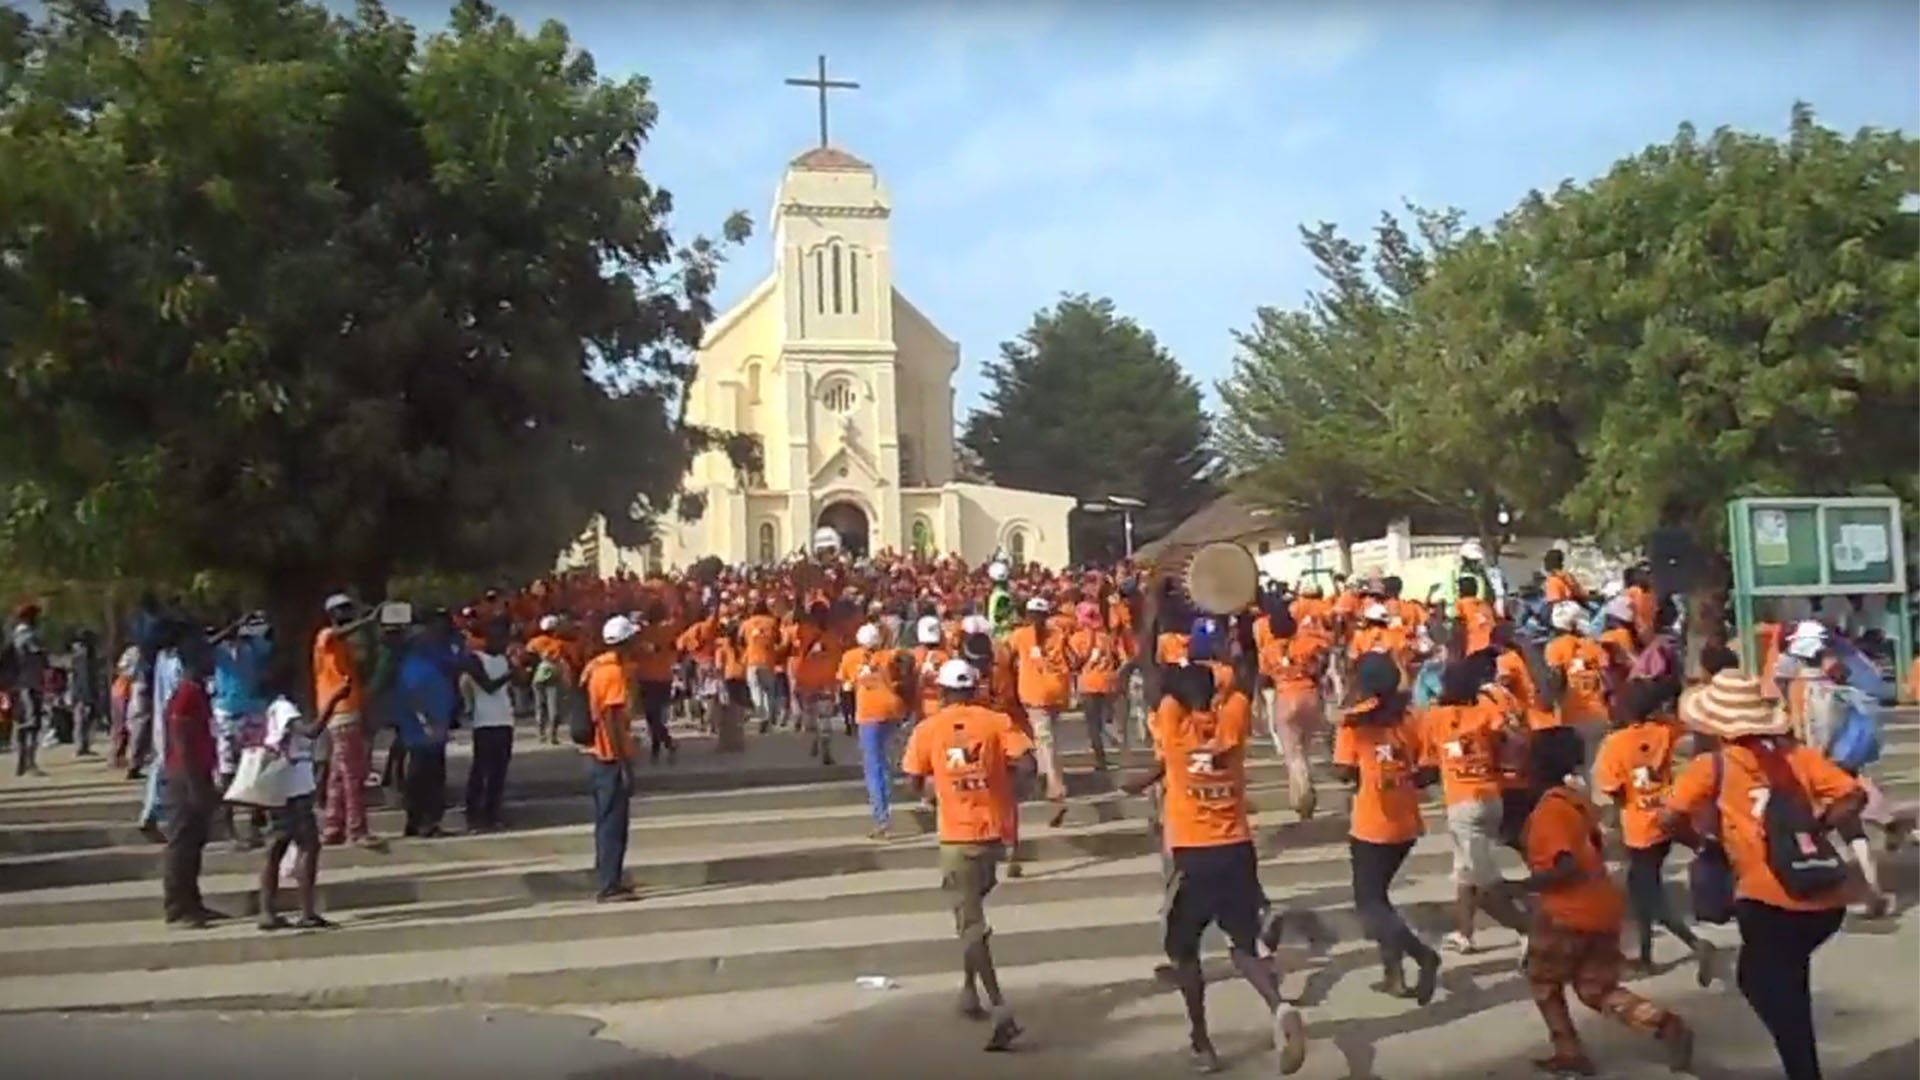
top-left (1008, 529), bottom-right (1026, 568)
top-left (745, 363), bottom-right (761, 405)
top-left (848, 247), bottom-right (860, 314)
top-left (910, 518), bottom-right (932, 556)
top-left (830, 244), bottom-right (844, 314)
top-left (757, 522), bottom-right (776, 565)
top-left (813, 249), bottom-right (826, 314)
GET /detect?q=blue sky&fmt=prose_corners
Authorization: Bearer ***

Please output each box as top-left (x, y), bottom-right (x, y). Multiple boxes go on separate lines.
top-left (380, 0), bottom-right (1919, 415)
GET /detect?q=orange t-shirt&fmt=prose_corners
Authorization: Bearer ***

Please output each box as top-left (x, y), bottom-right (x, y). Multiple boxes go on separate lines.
top-left (1524, 786), bottom-right (1626, 933)
top-left (739, 614), bottom-right (782, 668)
top-left (1156, 631), bottom-right (1189, 667)
top-left (581, 651), bottom-right (632, 763)
top-left (1480, 683), bottom-right (1532, 791)
top-left (1154, 691), bottom-right (1255, 850)
top-left (1667, 740), bottom-right (1859, 912)
top-left (1289, 598), bottom-right (1333, 642)
top-left (1269, 633), bottom-right (1328, 694)
top-left (1545, 634), bottom-right (1609, 726)
top-left (675, 618), bottom-right (720, 665)
top-left (911, 645), bottom-right (950, 718)
top-left (786, 622), bottom-right (839, 696)
top-left (1454, 596), bottom-right (1496, 655)
top-left (311, 626), bottom-right (362, 718)
top-left (1626, 585), bottom-right (1656, 645)
top-left (1006, 624), bottom-right (1072, 709)
top-left (1420, 700), bottom-right (1503, 806)
top-left (901, 703), bottom-right (1034, 844)
top-left (716, 638), bottom-right (746, 682)
top-left (1335, 711), bottom-right (1428, 845)
top-left (1495, 648), bottom-right (1556, 731)
top-left (837, 646), bottom-right (907, 723)
top-left (1543, 571), bottom-right (1586, 605)
top-left (1069, 627), bottom-right (1121, 696)
top-left (631, 622), bottom-right (679, 683)
top-left (1593, 718), bottom-right (1685, 849)
top-left (527, 633), bottom-right (566, 666)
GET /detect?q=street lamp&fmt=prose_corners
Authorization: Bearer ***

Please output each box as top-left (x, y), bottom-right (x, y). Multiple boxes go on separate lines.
top-left (1080, 495), bottom-right (1145, 559)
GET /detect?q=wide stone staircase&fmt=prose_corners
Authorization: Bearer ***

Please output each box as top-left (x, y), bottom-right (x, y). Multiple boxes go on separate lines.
top-left (1, 712), bottom-right (1914, 1015)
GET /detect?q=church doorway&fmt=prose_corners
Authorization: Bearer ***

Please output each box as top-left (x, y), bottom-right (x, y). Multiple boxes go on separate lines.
top-left (816, 501), bottom-right (870, 557)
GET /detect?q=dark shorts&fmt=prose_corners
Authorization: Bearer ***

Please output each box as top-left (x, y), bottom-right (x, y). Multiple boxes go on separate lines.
top-left (1164, 841), bottom-right (1263, 961)
top-left (268, 794), bottom-right (320, 849)
top-left (724, 679), bottom-right (751, 707)
top-left (939, 842), bottom-right (1003, 946)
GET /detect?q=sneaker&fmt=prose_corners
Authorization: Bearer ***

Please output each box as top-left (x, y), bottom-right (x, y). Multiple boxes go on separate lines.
top-left (956, 990), bottom-right (988, 1022)
top-left (1694, 941), bottom-right (1718, 989)
top-left (355, 835), bottom-right (387, 852)
top-left (1412, 951), bottom-right (1441, 1005)
top-left (595, 886), bottom-right (639, 904)
top-left (983, 1013), bottom-right (1022, 1053)
top-left (295, 913), bottom-right (336, 930)
top-left (1441, 931), bottom-right (1476, 954)
top-left (257, 914), bottom-right (289, 932)
top-left (1273, 1002), bottom-right (1308, 1075)
top-left (1186, 1040), bottom-right (1223, 1074)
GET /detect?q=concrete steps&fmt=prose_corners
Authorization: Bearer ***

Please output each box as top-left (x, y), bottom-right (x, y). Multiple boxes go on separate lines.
top-left (0, 713), bottom-right (1912, 1016)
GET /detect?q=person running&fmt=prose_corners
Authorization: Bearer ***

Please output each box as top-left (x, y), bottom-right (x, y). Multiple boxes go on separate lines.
top-left (740, 599), bottom-right (784, 733)
top-left (841, 622), bottom-right (911, 839)
top-left (1543, 600), bottom-right (1611, 765)
top-left (1255, 605), bottom-right (1329, 820)
top-left (1006, 598), bottom-right (1071, 824)
top-left (1592, 678), bottom-right (1714, 978)
top-left (788, 598), bottom-right (841, 765)
top-left (1123, 656), bottom-right (1307, 1075)
top-left (1421, 657), bottom-right (1530, 955)
top-left (631, 601), bottom-right (680, 765)
top-left (1664, 670), bottom-right (1864, 1080)
top-left (1067, 600), bottom-right (1121, 773)
top-left (900, 658), bottom-right (1032, 1053)
top-left (1334, 652), bottom-right (1442, 1003)
top-left (1520, 726), bottom-right (1693, 1076)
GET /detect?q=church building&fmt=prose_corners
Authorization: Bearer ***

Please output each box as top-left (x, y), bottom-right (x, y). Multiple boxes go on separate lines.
top-left (595, 141), bottom-right (1071, 571)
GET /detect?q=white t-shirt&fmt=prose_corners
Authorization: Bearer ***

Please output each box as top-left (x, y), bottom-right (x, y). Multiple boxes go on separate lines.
top-left (264, 696), bottom-right (317, 798)
top-left (467, 652), bottom-right (514, 730)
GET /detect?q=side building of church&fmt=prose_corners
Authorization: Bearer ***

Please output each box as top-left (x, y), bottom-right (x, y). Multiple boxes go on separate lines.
top-left (564, 144), bottom-right (1075, 574)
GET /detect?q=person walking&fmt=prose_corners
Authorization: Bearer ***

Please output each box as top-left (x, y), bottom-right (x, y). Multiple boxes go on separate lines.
top-left (68, 628), bottom-right (101, 758)
top-left (582, 615), bottom-right (640, 902)
top-left (1663, 671), bottom-right (1864, 1080)
top-left (314, 594), bottom-right (377, 847)
top-left (463, 620), bottom-right (517, 832)
top-left (840, 623), bottom-right (911, 839)
top-left (900, 659), bottom-right (1032, 1053)
top-left (1421, 658), bottom-right (1531, 955)
top-left (397, 621), bottom-right (457, 838)
top-left (10, 602), bottom-right (48, 776)
top-left (257, 676), bottom-right (331, 931)
top-left (161, 639), bottom-right (223, 929)
top-left (211, 615), bottom-right (272, 851)
top-left (1006, 598), bottom-right (1071, 825)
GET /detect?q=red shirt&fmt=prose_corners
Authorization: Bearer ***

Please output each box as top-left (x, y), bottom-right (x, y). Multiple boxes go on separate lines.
top-left (165, 680), bottom-right (217, 780)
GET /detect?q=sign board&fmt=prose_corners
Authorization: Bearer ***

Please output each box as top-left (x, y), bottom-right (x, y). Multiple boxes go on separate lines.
top-left (1728, 497), bottom-right (1906, 596)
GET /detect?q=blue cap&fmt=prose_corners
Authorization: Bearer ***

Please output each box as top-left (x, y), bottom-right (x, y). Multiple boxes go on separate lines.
top-left (1187, 616), bottom-right (1222, 662)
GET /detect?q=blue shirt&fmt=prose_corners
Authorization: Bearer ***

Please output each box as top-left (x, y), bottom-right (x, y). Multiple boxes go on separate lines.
top-left (397, 646), bottom-right (457, 747)
top-left (211, 636), bottom-right (270, 717)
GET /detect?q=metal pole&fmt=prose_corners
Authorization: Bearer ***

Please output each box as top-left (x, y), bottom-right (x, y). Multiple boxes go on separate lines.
top-left (1122, 511), bottom-right (1134, 558)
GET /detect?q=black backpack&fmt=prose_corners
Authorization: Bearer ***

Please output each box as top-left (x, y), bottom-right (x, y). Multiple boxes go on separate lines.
top-left (1752, 744), bottom-right (1849, 900)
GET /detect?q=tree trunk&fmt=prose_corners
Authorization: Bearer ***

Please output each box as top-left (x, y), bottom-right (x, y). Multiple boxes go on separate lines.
top-left (1682, 554), bottom-right (1732, 682)
top-left (266, 568), bottom-right (332, 713)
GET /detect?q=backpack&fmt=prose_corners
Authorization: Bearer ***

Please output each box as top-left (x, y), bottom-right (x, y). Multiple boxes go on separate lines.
top-left (567, 662), bottom-right (598, 747)
top-left (1752, 745), bottom-right (1849, 899)
top-left (1688, 751), bottom-right (1737, 924)
top-left (1824, 686), bottom-right (1882, 772)
top-left (0, 638), bottom-right (16, 691)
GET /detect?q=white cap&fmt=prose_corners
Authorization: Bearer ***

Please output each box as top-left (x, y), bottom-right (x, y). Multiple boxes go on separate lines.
top-left (1459, 540), bottom-right (1485, 563)
top-left (916, 615), bottom-right (943, 645)
top-left (1787, 635), bottom-right (1826, 660)
top-left (601, 615), bottom-right (638, 645)
top-left (812, 526), bottom-right (842, 552)
top-left (1551, 601), bottom-right (1585, 632)
top-left (1787, 619), bottom-right (1827, 643)
top-left (1299, 581), bottom-right (1323, 597)
top-left (1363, 602), bottom-right (1389, 623)
top-left (856, 623), bottom-right (882, 648)
top-left (961, 614), bottom-right (992, 636)
top-left (1602, 595), bottom-right (1634, 625)
top-left (1024, 597), bottom-right (1052, 614)
top-left (935, 658), bottom-right (978, 690)
top-left (538, 615), bottom-right (559, 632)
top-left (323, 593), bottom-right (353, 612)
top-left (987, 562), bottom-right (1009, 583)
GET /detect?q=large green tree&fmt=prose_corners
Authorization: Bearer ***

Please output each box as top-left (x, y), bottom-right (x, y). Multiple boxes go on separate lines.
top-left (1414, 102), bottom-right (1918, 550)
top-left (0, 0), bottom-right (752, 637)
top-left (962, 294), bottom-right (1212, 560)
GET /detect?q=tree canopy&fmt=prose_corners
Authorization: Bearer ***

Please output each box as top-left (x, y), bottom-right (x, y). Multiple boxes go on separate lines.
top-left (962, 294), bottom-right (1213, 560)
top-left (1219, 103), bottom-right (1918, 557)
top-left (0, 0), bottom-right (752, 625)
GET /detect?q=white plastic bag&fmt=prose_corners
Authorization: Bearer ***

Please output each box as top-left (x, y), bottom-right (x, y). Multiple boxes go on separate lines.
top-left (224, 746), bottom-right (293, 808)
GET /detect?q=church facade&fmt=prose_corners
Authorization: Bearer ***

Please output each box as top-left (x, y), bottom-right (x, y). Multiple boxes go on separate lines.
top-left (602, 144), bottom-right (1074, 571)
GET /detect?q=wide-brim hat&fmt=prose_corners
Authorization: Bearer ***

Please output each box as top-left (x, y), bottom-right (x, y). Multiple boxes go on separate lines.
top-left (1681, 671), bottom-right (1789, 739)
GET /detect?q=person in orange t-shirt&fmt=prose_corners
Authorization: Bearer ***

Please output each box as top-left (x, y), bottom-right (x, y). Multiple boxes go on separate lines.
top-left (582, 615), bottom-right (641, 902)
top-left (630, 602), bottom-right (681, 765)
top-left (711, 623), bottom-right (749, 754)
top-left (1067, 601), bottom-right (1121, 772)
top-left (1005, 599), bottom-right (1072, 811)
top-left (1256, 606), bottom-right (1329, 820)
top-left (786, 601), bottom-right (842, 765)
top-left (1420, 657), bottom-right (1529, 954)
top-left (900, 658), bottom-right (1033, 1053)
top-left (839, 623), bottom-right (912, 838)
top-left (738, 603), bottom-right (784, 731)
top-left (910, 615), bottom-right (952, 721)
top-left (1543, 601), bottom-right (1610, 738)
top-left (1663, 671), bottom-right (1864, 1080)
top-left (1541, 549), bottom-right (1587, 606)
top-left (1334, 653), bottom-right (1442, 1004)
top-left (1593, 680), bottom-right (1707, 974)
top-left (1452, 577), bottom-right (1497, 657)
top-left (1520, 726), bottom-right (1692, 1075)
top-left (525, 615), bottom-right (570, 745)
top-left (1121, 658), bottom-right (1307, 1076)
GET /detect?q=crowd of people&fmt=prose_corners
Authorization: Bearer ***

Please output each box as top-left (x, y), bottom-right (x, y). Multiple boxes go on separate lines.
top-left (3, 536), bottom-right (1910, 1078)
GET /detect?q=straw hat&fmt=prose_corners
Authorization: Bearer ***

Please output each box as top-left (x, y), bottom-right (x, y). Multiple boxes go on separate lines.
top-left (1680, 670), bottom-right (1789, 739)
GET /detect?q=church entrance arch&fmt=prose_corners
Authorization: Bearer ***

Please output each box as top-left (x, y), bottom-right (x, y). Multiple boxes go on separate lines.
top-left (816, 500), bottom-right (870, 558)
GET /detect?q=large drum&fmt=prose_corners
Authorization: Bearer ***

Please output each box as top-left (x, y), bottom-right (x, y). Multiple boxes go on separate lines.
top-left (1182, 541), bottom-right (1259, 616)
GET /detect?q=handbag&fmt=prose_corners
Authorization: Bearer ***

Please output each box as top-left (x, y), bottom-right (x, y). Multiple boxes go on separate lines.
top-left (224, 745), bottom-right (294, 808)
top-left (1688, 750), bottom-right (1737, 924)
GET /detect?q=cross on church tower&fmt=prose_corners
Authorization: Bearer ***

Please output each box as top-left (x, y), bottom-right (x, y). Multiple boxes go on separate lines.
top-left (784, 54), bottom-right (859, 148)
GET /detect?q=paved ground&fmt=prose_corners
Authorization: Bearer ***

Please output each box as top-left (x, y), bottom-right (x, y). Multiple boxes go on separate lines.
top-left (3, 910), bottom-right (1914, 1080)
